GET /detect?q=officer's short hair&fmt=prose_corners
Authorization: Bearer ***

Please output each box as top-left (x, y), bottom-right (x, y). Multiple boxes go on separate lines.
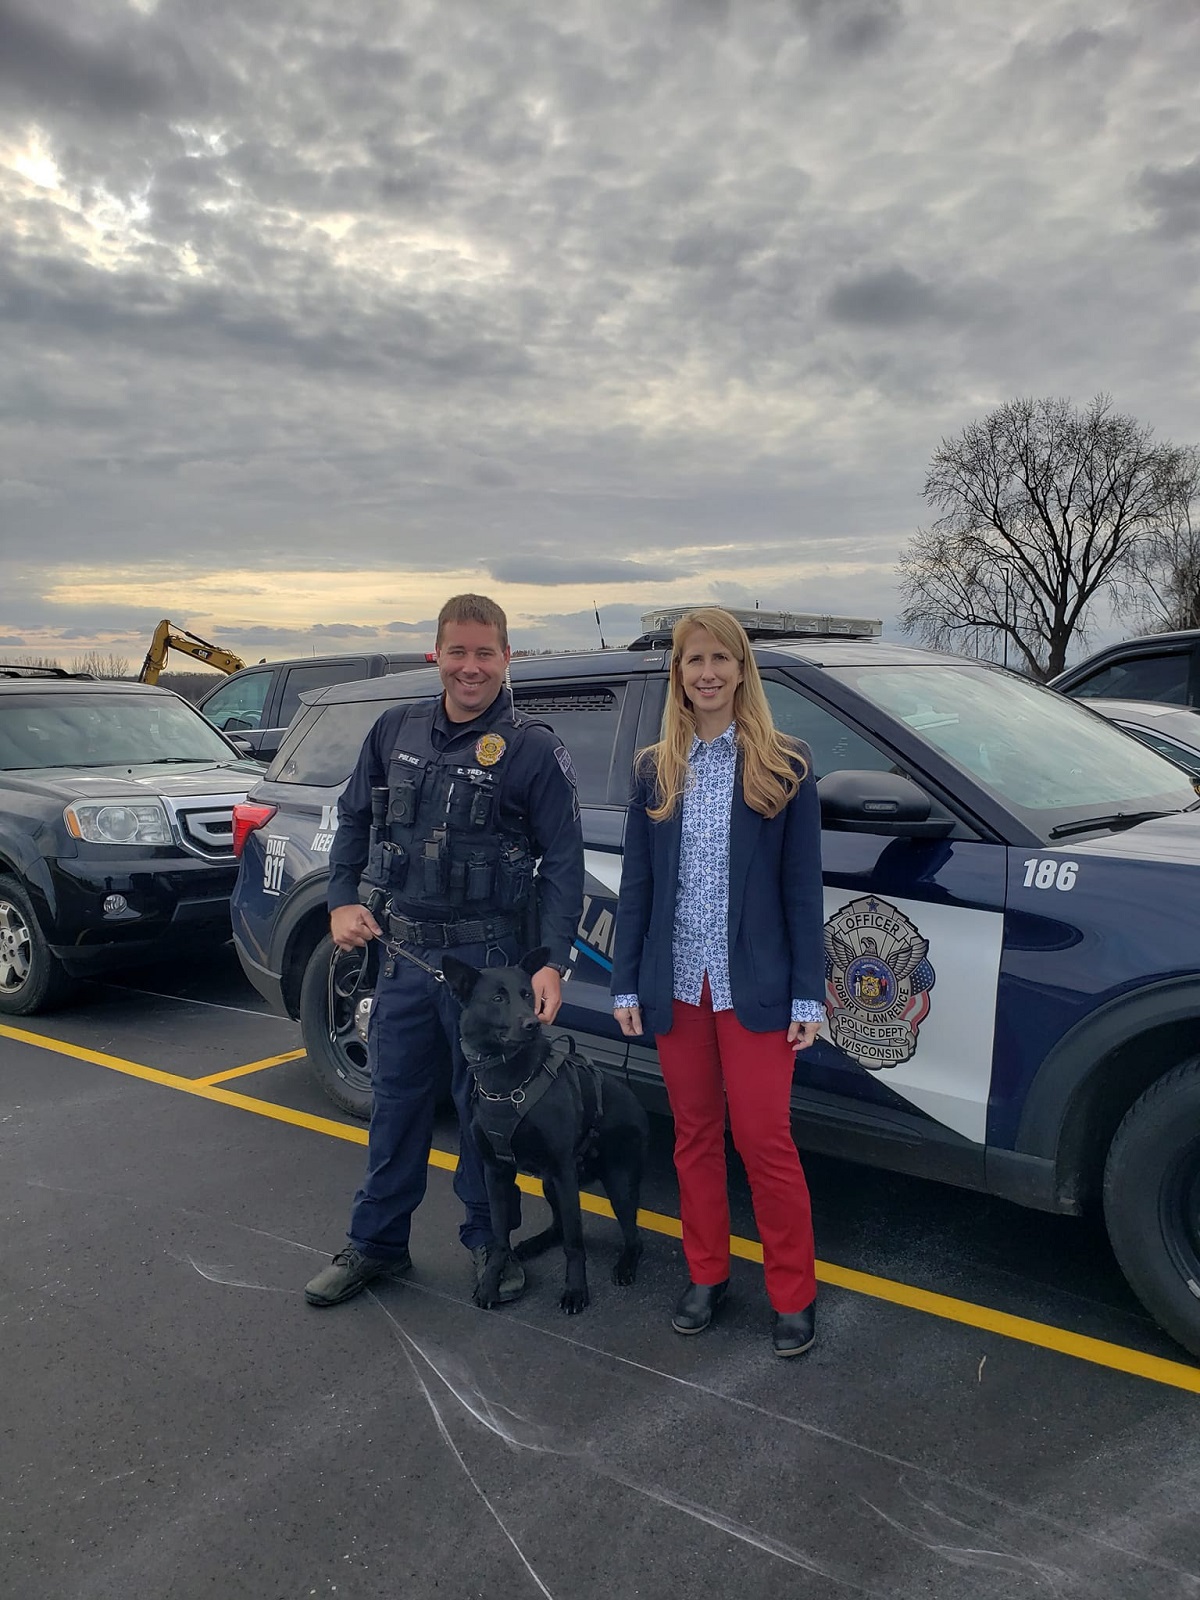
top-left (436, 594), bottom-right (509, 651)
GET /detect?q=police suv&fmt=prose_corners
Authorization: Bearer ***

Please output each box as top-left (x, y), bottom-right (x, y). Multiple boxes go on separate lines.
top-left (230, 609), bottom-right (1200, 1360)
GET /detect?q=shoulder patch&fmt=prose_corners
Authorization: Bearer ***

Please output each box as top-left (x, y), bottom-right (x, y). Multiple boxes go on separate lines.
top-left (554, 744), bottom-right (578, 787)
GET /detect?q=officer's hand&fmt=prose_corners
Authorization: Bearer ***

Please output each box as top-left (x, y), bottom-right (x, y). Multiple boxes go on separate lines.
top-left (532, 967), bottom-right (562, 1024)
top-left (614, 1004), bottom-right (643, 1038)
top-left (330, 903), bottom-right (382, 951)
top-left (787, 1019), bottom-right (822, 1053)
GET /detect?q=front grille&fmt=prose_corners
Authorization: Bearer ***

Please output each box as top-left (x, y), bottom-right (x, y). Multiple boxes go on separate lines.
top-left (157, 791), bottom-right (248, 860)
top-left (177, 806), bottom-right (236, 859)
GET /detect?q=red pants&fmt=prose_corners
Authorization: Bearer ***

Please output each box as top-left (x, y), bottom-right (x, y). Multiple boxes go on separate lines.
top-left (656, 979), bottom-right (817, 1313)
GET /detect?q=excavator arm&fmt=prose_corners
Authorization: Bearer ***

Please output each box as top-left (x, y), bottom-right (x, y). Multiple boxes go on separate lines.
top-left (139, 621), bottom-right (246, 685)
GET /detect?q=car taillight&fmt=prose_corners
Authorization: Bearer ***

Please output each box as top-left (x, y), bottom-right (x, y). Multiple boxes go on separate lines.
top-left (232, 801), bottom-right (277, 857)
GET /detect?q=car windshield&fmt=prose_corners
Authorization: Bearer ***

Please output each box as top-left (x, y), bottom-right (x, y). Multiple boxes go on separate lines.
top-left (826, 662), bottom-right (1198, 836)
top-left (0, 693), bottom-right (238, 771)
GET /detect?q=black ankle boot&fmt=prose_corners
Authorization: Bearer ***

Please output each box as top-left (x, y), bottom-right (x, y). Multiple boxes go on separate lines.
top-left (771, 1302), bottom-right (816, 1357)
top-left (671, 1279), bottom-right (729, 1335)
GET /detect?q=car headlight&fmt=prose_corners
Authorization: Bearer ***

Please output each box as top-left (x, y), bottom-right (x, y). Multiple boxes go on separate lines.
top-left (64, 800), bottom-right (172, 845)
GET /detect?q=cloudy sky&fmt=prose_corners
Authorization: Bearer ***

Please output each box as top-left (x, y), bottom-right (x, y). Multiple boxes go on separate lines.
top-left (2, 0), bottom-right (1199, 669)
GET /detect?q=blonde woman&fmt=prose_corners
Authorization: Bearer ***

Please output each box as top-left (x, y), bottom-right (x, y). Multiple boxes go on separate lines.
top-left (611, 608), bottom-right (825, 1357)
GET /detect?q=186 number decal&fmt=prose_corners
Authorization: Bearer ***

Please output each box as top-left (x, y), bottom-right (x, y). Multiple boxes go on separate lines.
top-left (1022, 857), bottom-right (1078, 891)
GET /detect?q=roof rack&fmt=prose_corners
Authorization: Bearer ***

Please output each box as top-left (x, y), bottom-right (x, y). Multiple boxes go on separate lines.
top-left (0, 664), bottom-right (93, 680)
top-left (628, 606), bottom-right (883, 649)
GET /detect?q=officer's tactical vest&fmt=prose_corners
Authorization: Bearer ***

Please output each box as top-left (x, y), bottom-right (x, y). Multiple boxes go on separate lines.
top-left (371, 701), bottom-right (537, 919)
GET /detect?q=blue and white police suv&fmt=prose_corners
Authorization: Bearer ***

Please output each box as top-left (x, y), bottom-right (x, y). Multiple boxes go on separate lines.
top-left (232, 607), bottom-right (1200, 1359)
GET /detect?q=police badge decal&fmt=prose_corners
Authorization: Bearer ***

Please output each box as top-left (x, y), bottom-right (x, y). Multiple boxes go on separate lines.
top-left (823, 895), bottom-right (936, 1068)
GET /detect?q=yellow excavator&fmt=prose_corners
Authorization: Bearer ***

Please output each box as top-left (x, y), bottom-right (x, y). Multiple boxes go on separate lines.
top-left (138, 620), bottom-right (246, 685)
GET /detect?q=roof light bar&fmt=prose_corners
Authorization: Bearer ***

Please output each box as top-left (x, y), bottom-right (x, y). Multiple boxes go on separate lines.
top-left (637, 606), bottom-right (883, 640)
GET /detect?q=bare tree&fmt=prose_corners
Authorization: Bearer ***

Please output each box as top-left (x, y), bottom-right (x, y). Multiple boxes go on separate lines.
top-left (71, 650), bottom-right (132, 679)
top-left (1119, 444), bottom-right (1200, 633)
top-left (898, 395), bottom-right (1194, 679)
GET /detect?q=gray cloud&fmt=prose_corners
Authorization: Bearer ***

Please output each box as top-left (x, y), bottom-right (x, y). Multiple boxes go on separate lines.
top-left (0, 0), bottom-right (1198, 657)
top-left (826, 266), bottom-right (948, 328)
top-left (791, 0), bottom-right (903, 58)
top-left (486, 555), bottom-right (695, 585)
top-left (1136, 156), bottom-right (1200, 238)
top-left (0, 0), bottom-right (211, 119)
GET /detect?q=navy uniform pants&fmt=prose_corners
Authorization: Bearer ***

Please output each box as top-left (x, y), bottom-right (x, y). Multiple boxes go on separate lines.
top-left (347, 938), bottom-right (521, 1259)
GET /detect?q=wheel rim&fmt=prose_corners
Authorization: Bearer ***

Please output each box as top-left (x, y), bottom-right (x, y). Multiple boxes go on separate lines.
top-left (328, 948), bottom-right (372, 1097)
top-left (1158, 1138), bottom-right (1200, 1290)
top-left (0, 897), bottom-right (33, 995)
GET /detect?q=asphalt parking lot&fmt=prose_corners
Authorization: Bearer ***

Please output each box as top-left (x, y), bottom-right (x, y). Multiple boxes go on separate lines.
top-left (4, 951), bottom-right (1200, 1600)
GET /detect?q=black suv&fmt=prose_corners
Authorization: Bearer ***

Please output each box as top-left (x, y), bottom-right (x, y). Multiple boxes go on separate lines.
top-left (197, 651), bottom-right (435, 762)
top-left (1050, 628), bottom-right (1200, 707)
top-left (0, 667), bottom-right (263, 1014)
top-left (230, 610), bottom-right (1200, 1360)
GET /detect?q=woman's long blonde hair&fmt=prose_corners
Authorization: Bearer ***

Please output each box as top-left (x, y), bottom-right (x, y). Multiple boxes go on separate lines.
top-left (642, 608), bottom-right (808, 821)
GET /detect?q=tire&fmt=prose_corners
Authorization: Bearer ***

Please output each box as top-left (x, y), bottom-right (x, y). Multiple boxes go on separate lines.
top-left (1103, 1057), bottom-right (1200, 1361)
top-left (298, 934), bottom-right (375, 1120)
top-left (0, 873), bottom-right (74, 1017)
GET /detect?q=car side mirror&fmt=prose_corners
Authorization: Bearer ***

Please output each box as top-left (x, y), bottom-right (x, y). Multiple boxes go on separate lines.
top-left (227, 736), bottom-right (259, 757)
top-left (817, 770), bottom-right (954, 838)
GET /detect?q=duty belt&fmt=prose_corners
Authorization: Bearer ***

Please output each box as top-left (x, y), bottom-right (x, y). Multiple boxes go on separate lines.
top-left (386, 909), bottom-right (522, 949)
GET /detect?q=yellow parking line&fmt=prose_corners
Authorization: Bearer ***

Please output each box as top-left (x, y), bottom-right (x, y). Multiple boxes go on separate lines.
top-left (197, 1049), bottom-right (307, 1086)
top-left (4, 1017), bottom-right (1200, 1394)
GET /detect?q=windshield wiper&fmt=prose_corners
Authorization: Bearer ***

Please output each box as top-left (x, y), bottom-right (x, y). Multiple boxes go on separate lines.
top-left (1049, 809), bottom-right (1182, 840)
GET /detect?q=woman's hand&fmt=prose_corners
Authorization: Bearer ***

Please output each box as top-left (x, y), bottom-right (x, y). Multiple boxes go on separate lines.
top-left (787, 1019), bottom-right (821, 1053)
top-left (614, 1004), bottom-right (644, 1038)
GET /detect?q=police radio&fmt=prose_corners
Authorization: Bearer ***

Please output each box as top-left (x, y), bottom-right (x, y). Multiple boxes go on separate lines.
top-left (366, 785), bottom-right (407, 912)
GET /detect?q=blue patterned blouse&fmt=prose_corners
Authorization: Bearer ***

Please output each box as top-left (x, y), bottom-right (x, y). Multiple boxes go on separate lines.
top-left (614, 724), bottom-right (825, 1024)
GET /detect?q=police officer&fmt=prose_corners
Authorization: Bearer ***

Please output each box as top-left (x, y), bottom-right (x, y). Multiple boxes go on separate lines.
top-left (304, 594), bottom-right (584, 1308)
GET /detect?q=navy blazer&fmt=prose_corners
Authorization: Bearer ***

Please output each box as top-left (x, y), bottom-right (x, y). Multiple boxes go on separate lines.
top-left (611, 741), bottom-right (826, 1037)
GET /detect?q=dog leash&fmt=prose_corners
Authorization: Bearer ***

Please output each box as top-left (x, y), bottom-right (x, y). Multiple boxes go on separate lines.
top-left (380, 938), bottom-right (446, 984)
top-left (325, 936), bottom-right (448, 1049)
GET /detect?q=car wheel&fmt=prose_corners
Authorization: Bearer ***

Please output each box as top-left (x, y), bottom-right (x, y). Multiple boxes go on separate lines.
top-left (298, 933), bottom-right (374, 1120)
top-left (0, 873), bottom-right (74, 1017)
top-left (1103, 1057), bottom-right (1200, 1361)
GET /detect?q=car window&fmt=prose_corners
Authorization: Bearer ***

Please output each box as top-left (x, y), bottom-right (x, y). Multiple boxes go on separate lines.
top-left (0, 693), bottom-right (237, 769)
top-left (762, 679), bottom-right (897, 778)
top-left (762, 676), bottom-right (964, 832)
top-left (277, 661), bottom-right (371, 728)
top-left (830, 662), bottom-right (1197, 834)
top-left (512, 685), bottom-right (627, 806)
top-left (1069, 651), bottom-right (1191, 706)
top-left (271, 683), bottom-right (628, 797)
top-left (271, 700), bottom-right (392, 787)
top-left (201, 671), bottom-right (271, 731)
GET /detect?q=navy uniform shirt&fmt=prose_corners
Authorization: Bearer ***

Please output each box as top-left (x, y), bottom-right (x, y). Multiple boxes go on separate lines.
top-left (326, 691), bottom-right (584, 967)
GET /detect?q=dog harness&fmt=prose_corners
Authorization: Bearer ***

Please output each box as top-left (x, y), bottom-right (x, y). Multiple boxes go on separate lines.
top-left (469, 1035), bottom-right (606, 1168)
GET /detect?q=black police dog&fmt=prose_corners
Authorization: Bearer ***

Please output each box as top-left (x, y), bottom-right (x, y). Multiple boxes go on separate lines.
top-left (441, 947), bottom-right (648, 1315)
